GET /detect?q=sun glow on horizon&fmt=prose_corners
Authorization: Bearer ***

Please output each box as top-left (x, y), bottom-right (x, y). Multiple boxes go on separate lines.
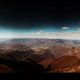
top-left (0, 27), bottom-right (80, 40)
top-left (0, 30), bottom-right (79, 40)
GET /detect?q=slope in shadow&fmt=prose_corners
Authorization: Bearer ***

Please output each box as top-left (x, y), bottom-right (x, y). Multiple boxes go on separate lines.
top-left (0, 57), bottom-right (46, 74)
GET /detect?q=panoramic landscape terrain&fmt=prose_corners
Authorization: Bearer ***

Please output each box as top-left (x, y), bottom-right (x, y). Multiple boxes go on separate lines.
top-left (0, 1), bottom-right (80, 78)
top-left (0, 38), bottom-right (80, 73)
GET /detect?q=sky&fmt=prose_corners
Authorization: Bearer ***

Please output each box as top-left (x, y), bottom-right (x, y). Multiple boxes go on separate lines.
top-left (0, 1), bottom-right (80, 39)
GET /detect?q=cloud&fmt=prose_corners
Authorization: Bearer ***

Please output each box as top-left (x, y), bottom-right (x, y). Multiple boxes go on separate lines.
top-left (1, 29), bottom-right (80, 40)
top-left (36, 30), bottom-right (44, 35)
top-left (61, 27), bottom-right (69, 30)
top-left (78, 28), bottom-right (80, 31)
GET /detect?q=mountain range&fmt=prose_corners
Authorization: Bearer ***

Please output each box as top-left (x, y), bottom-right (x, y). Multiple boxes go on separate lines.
top-left (1, 38), bottom-right (80, 47)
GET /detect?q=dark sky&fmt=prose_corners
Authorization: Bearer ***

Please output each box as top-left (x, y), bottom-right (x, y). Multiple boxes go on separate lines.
top-left (0, 1), bottom-right (80, 32)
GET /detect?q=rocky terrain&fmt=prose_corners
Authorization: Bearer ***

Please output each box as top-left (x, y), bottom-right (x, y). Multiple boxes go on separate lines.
top-left (0, 38), bottom-right (80, 73)
top-left (1, 38), bottom-right (80, 47)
